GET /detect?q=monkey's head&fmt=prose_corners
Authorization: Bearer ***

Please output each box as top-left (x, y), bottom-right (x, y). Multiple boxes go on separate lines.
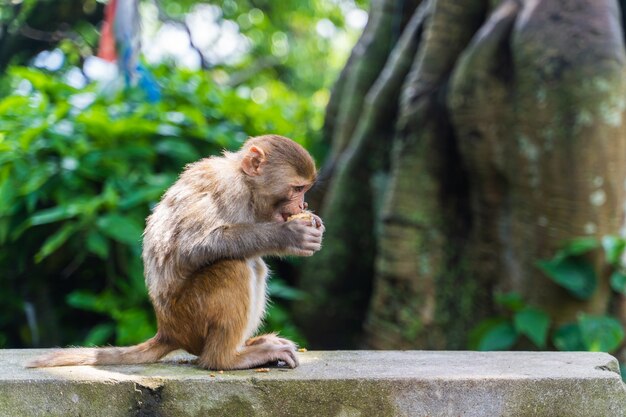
top-left (240, 135), bottom-right (316, 223)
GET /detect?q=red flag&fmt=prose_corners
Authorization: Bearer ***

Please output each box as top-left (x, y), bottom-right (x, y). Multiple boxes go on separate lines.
top-left (98, 0), bottom-right (117, 62)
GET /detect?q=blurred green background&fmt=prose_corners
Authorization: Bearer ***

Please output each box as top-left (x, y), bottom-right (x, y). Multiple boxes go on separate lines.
top-left (0, 0), bottom-right (365, 349)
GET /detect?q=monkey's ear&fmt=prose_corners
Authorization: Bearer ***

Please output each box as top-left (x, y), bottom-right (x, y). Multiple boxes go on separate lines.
top-left (241, 146), bottom-right (266, 176)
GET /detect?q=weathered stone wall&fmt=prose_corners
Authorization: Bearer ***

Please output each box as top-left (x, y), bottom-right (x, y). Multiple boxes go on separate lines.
top-left (1, 350), bottom-right (624, 416)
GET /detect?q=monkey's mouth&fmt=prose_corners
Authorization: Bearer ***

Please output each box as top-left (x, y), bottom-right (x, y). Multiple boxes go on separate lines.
top-left (273, 213), bottom-right (290, 222)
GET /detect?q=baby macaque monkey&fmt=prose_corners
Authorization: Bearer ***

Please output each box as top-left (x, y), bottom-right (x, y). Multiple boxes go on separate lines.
top-left (28, 135), bottom-right (324, 370)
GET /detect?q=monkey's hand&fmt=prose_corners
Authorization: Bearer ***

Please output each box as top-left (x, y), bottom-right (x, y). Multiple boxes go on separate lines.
top-left (282, 219), bottom-right (323, 257)
top-left (310, 213), bottom-right (325, 233)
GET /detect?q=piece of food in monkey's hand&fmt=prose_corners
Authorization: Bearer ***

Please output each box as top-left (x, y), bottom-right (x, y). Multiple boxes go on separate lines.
top-left (287, 211), bottom-right (316, 226)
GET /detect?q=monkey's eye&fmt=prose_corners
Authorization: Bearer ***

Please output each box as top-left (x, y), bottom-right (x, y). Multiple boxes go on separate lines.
top-left (293, 185), bottom-right (305, 193)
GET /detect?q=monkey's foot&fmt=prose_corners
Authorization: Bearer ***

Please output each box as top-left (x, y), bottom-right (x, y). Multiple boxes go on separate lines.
top-left (240, 334), bottom-right (299, 369)
top-left (245, 333), bottom-right (296, 349)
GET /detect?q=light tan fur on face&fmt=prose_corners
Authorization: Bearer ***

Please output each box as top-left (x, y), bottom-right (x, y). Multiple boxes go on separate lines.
top-left (26, 135), bottom-right (323, 371)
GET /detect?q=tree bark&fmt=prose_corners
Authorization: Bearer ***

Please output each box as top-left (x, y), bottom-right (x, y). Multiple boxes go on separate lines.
top-left (449, 0), bottom-right (626, 324)
top-left (295, 0), bottom-right (424, 348)
top-left (308, 0), bottom-right (626, 352)
top-left (365, 0), bottom-right (487, 349)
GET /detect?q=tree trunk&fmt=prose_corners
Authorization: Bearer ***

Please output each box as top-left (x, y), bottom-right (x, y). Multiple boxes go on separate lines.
top-left (366, 0), bottom-right (487, 349)
top-left (295, 0), bottom-right (423, 348)
top-left (302, 0), bottom-right (626, 352)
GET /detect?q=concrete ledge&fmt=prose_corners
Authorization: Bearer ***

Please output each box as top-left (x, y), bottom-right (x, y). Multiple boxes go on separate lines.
top-left (1, 350), bottom-right (624, 416)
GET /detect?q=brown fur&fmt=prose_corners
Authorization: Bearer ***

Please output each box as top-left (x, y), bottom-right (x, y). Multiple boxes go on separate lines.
top-left (26, 135), bottom-right (323, 370)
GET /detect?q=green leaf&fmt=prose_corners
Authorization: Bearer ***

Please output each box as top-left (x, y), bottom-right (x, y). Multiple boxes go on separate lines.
top-left (558, 237), bottom-right (599, 258)
top-left (0, 179), bottom-right (16, 214)
top-left (537, 257), bottom-right (596, 300)
top-left (84, 323), bottom-right (115, 346)
top-left (513, 307), bottom-right (550, 348)
top-left (602, 235), bottom-right (626, 266)
top-left (469, 318), bottom-right (503, 350)
top-left (477, 322), bottom-right (518, 351)
top-left (610, 271), bottom-right (626, 295)
top-left (34, 222), bottom-right (78, 263)
top-left (19, 164), bottom-right (56, 195)
top-left (156, 138), bottom-right (201, 163)
top-left (118, 184), bottom-right (169, 210)
top-left (67, 290), bottom-right (116, 314)
top-left (86, 231), bottom-right (109, 259)
top-left (28, 205), bottom-right (80, 226)
top-left (495, 292), bottom-right (525, 312)
top-left (115, 308), bottom-right (156, 345)
top-left (268, 279), bottom-right (306, 300)
top-left (67, 291), bottom-right (99, 311)
top-left (96, 214), bottom-right (143, 245)
top-left (578, 314), bottom-right (625, 352)
top-left (553, 323), bottom-right (585, 351)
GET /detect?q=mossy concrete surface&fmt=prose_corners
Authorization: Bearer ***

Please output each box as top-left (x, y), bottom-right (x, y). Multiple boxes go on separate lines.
top-left (1, 350), bottom-right (624, 416)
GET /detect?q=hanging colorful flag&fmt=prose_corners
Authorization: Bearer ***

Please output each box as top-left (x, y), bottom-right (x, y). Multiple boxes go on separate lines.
top-left (97, 0), bottom-right (161, 102)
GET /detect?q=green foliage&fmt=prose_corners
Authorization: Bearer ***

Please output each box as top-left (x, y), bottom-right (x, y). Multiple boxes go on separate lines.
top-left (475, 321), bottom-right (517, 351)
top-left (513, 308), bottom-right (550, 349)
top-left (553, 314), bottom-right (625, 353)
top-left (0, 60), bottom-right (322, 347)
top-left (469, 296), bottom-right (550, 350)
top-left (536, 238), bottom-right (599, 300)
top-left (471, 235), bottom-right (626, 382)
top-left (0, 0), bottom-right (363, 351)
top-left (552, 323), bottom-right (584, 351)
top-left (537, 257), bottom-right (596, 300)
top-left (578, 314), bottom-right (624, 352)
top-left (602, 235), bottom-right (626, 265)
top-left (610, 271), bottom-right (626, 295)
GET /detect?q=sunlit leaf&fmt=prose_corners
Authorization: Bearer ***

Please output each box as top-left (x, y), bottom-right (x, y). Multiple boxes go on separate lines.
top-left (578, 314), bottom-right (625, 352)
top-left (602, 235), bottom-right (626, 266)
top-left (115, 308), bottom-right (156, 345)
top-left (557, 237), bottom-right (599, 258)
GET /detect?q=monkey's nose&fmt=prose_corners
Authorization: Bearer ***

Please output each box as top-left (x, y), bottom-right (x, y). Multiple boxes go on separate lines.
top-left (302, 202), bottom-right (308, 210)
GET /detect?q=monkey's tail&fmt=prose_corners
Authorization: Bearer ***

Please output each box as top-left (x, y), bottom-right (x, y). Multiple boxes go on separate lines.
top-left (25, 335), bottom-right (175, 368)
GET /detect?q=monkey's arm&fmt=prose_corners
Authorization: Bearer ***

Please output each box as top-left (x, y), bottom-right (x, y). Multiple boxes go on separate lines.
top-left (179, 221), bottom-right (322, 269)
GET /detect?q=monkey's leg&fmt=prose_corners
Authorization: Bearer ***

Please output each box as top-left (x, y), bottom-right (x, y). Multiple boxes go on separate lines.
top-left (195, 260), bottom-right (298, 370)
top-left (198, 331), bottom-right (299, 370)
